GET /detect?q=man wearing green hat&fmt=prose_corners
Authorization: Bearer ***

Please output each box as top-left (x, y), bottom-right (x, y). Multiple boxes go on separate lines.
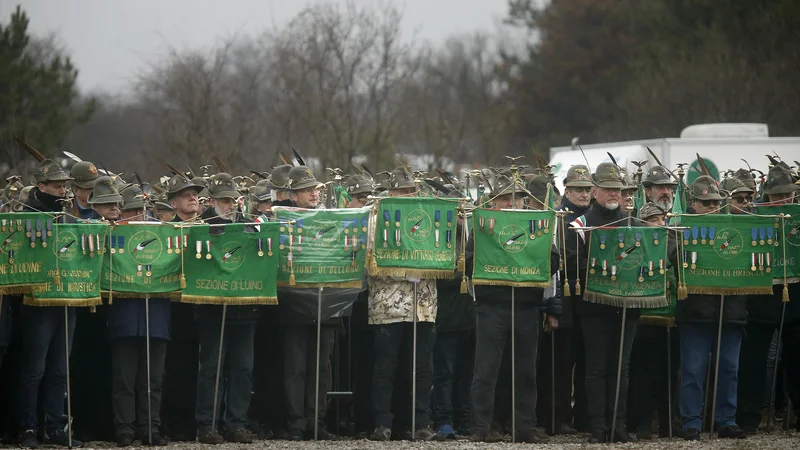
top-left (248, 179), bottom-right (273, 218)
top-left (87, 176), bottom-right (122, 221)
top-left (18, 160), bottom-right (84, 448)
top-left (565, 162), bottom-right (637, 443)
top-left (343, 174), bottom-right (374, 208)
top-left (269, 165), bottom-right (294, 208)
top-left (166, 174), bottom-right (205, 223)
top-left (69, 161), bottom-right (100, 219)
top-left (675, 175), bottom-right (747, 440)
top-left (467, 172), bottom-right (560, 443)
top-left (642, 166), bottom-right (677, 212)
top-left (193, 173), bottom-right (257, 444)
top-left (738, 165), bottom-right (799, 433)
top-left (368, 166), bottom-right (442, 442)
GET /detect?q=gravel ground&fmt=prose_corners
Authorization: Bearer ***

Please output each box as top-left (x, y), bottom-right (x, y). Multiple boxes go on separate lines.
top-left (57, 429), bottom-right (798, 450)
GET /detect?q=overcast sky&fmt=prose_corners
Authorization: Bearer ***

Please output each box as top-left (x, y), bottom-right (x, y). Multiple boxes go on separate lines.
top-left (1, 0), bottom-right (509, 93)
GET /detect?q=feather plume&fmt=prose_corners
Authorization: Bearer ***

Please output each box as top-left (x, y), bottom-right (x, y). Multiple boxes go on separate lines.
top-left (134, 172), bottom-right (144, 190)
top-left (577, 145), bottom-right (592, 172)
top-left (13, 136), bottom-right (46, 162)
top-left (361, 164), bottom-right (374, 178)
top-left (349, 164), bottom-right (362, 175)
top-left (696, 154), bottom-right (712, 177)
top-left (279, 151), bottom-right (294, 166)
top-left (535, 153), bottom-right (548, 170)
top-left (766, 155), bottom-right (780, 167)
top-left (166, 163), bottom-right (189, 180)
top-left (424, 178), bottom-right (451, 195)
top-left (212, 155), bottom-right (228, 174)
top-left (62, 150), bottom-right (82, 162)
top-left (606, 152), bottom-right (619, 168)
top-left (249, 170), bottom-right (268, 179)
top-left (292, 147), bottom-right (306, 166)
top-left (436, 168), bottom-right (455, 185)
top-left (646, 147), bottom-right (680, 181)
top-left (99, 162), bottom-right (115, 177)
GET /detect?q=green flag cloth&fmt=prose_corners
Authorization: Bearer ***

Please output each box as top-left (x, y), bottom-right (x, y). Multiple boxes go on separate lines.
top-left (0, 213), bottom-right (59, 294)
top-left (369, 196), bottom-right (459, 279)
top-left (27, 222), bottom-right (108, 306)
top-left (639, 264), bottom-right (678, 327)
top-left (584, 226), bottom-right (669, 308)
top-left (101, 224), bottom-right (183, 298)
top-left (181, 222), bottom-right (279, 305)
top-left (273, 207), bottom-right (370, 288)
top-left (679, 215), bottom-right (775, 295)
top-left (755, 204), bottom-right (800, 284)
top-left (471, 208), bottom-right (554, 288)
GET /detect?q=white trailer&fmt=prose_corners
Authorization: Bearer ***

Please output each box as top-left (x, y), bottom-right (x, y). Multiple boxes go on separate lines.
top-left (548, 123), bottom-right (800, 193)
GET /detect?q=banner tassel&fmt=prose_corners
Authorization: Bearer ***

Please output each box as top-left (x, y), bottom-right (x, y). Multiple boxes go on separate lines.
top-left (289, 272), bottom-right (296, 286)
top-left (180, 274), bottom-right (187, 289)
top-left (677, 283), bottom-right (688, 300)
top-left (574, 279), bottom-right (581, 296)
top-left (783, 284), bottom-right (790, 303)
top-left (563, 280), bottom-right (571, 298)
top-left (460, 277), bottom-right (468, 294)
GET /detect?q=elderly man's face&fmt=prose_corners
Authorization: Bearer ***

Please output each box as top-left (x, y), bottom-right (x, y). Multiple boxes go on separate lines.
top-left (646, 185), bottom-right (675, 210)
top-left (592, 187), bottom-right (621, 210)
top-left (93, 203), bottom-right (121, 221)
top-left (494, 194), bottom-right (524, 210)
top-left (564, 187), bottom-right (591, 208)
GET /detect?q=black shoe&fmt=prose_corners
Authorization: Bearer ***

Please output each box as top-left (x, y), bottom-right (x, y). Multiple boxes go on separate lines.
top-left (306, 425), bottom-right (338, 441)
top-left (141, 433), bottom-right (169, 446)
top-left (515, 431), bottom-right (546, 443)
top-left (116, 433), bottom-right (134, 447)
top-left (637, 425), bottom-right (653, 440)
top-left (469, 430), bottom-right (503, 443)
top-left (286, 429), bottom-right (305, 441)
top-left (613, 429), bottom-right (637, 443)
top-left (683, 428), bottom-right (701, 441)
top-left (225, 428), bottom-right (256, 443)
top-left (197, 427), bottom-right (224, 445)
top-left (368, 426), bottom-right (391, 441)
top-left (588, 429), bottom-right (606, 443)
top-left (19, 430), bottom-right (38, 449)
top-left (718, 425), bottom-right (748, 439)
top-left (45, 428), bottom-right (84, 448)
top-left (415, 425), bottom-right (444, 441)
top-left (556, 423), bottom-right (578, 435)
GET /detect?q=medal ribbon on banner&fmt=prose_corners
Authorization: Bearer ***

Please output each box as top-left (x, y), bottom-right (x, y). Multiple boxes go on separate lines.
top-left (0, 213), bottom-right (57, 294)
top-left (273, 207), bottom-right (370, 288)
top-left (584, 226), bottom-right (669, 308)
top-left (471, 208), bottom-right (553, 288)
top-left (678, 215), bottom-right (774, 295)
top-left (368, 197), bottom-right (459, 279)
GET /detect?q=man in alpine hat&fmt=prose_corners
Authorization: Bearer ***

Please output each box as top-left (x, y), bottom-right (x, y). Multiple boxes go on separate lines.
top-left (343, 174), bottom-right (374, 208)
top-left (565, 162), bottom-right (637, 443)
top-left (269, 165), bottom-right (294, 208)
top-left (674, 175), bottom-right (748, 440)
top-left (467, 172), bottom-right (560, 443)
top-left (17, 161), bottom-right (84, 448)
top-left (194, 173), bottom-right (258, 444)
top-left (248, 179), bottom-right (273, 218)
top-left (166, 174), bottom-right (204, 223)
top-left (642, 166), bottom-right (677, 212)
top-left (69, 161), bottom-right (100, 219)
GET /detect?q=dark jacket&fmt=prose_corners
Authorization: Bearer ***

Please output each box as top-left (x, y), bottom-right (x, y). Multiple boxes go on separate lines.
top-left (0, 295), bottom-right (13, 348)
top-left (193, 207), bottom-right (260, 324)
top-left (746, 288), bottom-right (783, 326)
top-left (465, 233), bottom-right (561, 315)
top-left (435, 225), bottom-right (476, 332)
top-left (559, 197), bottom-right (590, 327)
top-left (170, 214), bottom-right (197, 338)
top-left (565, 204), bottom-right (640, 320)
top-left (24, 187), bottom-right (70, 216)
top-left (108, 297), bottom-right (171, 341)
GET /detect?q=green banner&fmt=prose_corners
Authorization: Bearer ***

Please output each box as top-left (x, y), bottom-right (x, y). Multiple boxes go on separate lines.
top-left (273, 207), bottom-right (370, 288)
top-left (0, 213), bottom-right (58, 294)
top-left (679, 215), bottom-right (774, 295)
top-left (181, 223), bottom-right (279, 305)
top-left (101, 224), bottom-right (183, 298)
top-left (756, 204), bottom-right (800, 284)
top-left (584, 226), bottom-right (669, 308)
top-left (27, 223), bottom-right (108, 306)
top-left (470, 208), bottom-right (553, 288)
top-left (369, 197), bottom-right (459, 279)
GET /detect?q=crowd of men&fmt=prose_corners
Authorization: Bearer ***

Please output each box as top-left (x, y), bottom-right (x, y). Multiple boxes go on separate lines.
top-left (0, 153), bottom-right (799, 447)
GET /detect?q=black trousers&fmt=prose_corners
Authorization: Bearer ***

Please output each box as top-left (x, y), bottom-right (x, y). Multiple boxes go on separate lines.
top-left (627, 325), bottom-right (678, 435)
top-left (71, 307), bottom-right (113, 441)
top-left (736, 321), bottom-right (776, 430)
top-left (781, 322), bottom-right (800, 418)
top-left (537, 327), bottom-right (573, 432)
top-left (572, 317), bottom-right (588, 431)
top-left (111, 338), bottom-right (168, 437)
top-left (372, 321), bottom-right (436, 430)
top-left (283, 324), bottom-right (335, 434)
top-left (432, 330), bottom-right (474, 429)
top-left (351, 323), bottom-right (374, 433)
top-left (580, 315), bottom-right (638, 433)
top-left (161, 337), bottom-right (198, 440)
top-left (470, 302), bottom-right (541, 435)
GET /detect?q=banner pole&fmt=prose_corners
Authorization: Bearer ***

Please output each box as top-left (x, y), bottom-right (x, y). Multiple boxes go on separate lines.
top-left (709, 295), bottom-right (725, 436)
top-left (550, 319), bottom-right (555, 436)
top-left (411, 281), bottom-right (418, 441)
top-left (511, 285), bottom-right (516, 443)
top-left (768, 302), bottom-right (787, 428)
top-left (667, 326), bottom-right (673, 438)
top-left (64, 306), bottom-right (73, 449)
top-left (146, 295), bottom-right (153, 443)
top-left (609, 306), bottom-right (627, 443)
top-left (211, 305), bottom-right (227, 435)
top-left (702, 355), bottom-right (711, 431)
top-left (314, 287), bottom-right (323, 441)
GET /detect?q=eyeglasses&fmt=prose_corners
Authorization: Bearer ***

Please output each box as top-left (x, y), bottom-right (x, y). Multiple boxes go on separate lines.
top-left (700, 200), bottom-right (721, 207)
top-left (732, 196), bottom-right (752, 203)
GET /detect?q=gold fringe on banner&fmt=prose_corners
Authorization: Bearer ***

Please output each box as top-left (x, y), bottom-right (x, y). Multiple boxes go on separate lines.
top-left (277, 280), bottom-right (363, 289)
top-left (367, 265), bottom-right (456, 280)
top-left (685, 286), bottom-right (774, 296)
top-left (23, 296), bottom-right (103, 307)
top-left (639, 315), bottom-right (676, 328)
top-left (179, 295), bottom-right (278, 305)
top-left (0, 284), bottom-right (48, 295)
top-left (583, 291), bottom-right (669, 309)
top-left (101, 291), bottom-right (182, 301)
top-left (471, 279), bottom-right (551, 289)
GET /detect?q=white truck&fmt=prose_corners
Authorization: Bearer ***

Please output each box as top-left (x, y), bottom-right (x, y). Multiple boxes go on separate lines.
top-left (548, 123), bottom-right (800, 193)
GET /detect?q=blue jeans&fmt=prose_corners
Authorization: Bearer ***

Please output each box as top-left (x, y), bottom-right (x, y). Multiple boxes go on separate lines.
top-left (195, 320), bottom-right (256, 432)
top-left (679, 324), bottom-right (742, 430)
top-left (18, 306), bottom-right (77, 431)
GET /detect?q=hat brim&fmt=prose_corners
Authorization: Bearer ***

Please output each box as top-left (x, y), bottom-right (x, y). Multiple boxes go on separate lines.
top-left (640, 210), bottom-right (667, 219)
top-left (167, 184), bottom-right (204, 198)
top-left (564, 180), bottom-right (595, 188)
top-left (348, 186), bottom-right (374, 195)
top-left (71, 179), bottom-right (97, 189)
top-left (121, 200), bottom-right (150, 211)
top-left (154, 201), bottom-right (174, 211)
top-left (388, 182), bottom-right (416, 191)
top-left (692, 191), bottom-right (727, 201)
top-left (44, 174), bottom-right (74, 182)
top-left (88, 192), bottom-right (123, 205)
top-left (642, 180), bottom-right (678, 188)
top-left (291, 181), bottom-right (324, 191)
top-left (763, 184), bottom-right (799, 195)
top-left (210, 189), bottom-right (241, 200)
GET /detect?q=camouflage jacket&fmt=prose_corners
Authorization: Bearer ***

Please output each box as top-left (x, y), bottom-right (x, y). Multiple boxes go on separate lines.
top-left (367, 276), bottom-right (437, 325)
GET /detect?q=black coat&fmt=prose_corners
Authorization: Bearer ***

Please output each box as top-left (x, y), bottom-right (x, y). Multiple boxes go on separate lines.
top-left (565, 204), bottom-right (640, 320)
top-left (107, 297), bottom-right (171, 341)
